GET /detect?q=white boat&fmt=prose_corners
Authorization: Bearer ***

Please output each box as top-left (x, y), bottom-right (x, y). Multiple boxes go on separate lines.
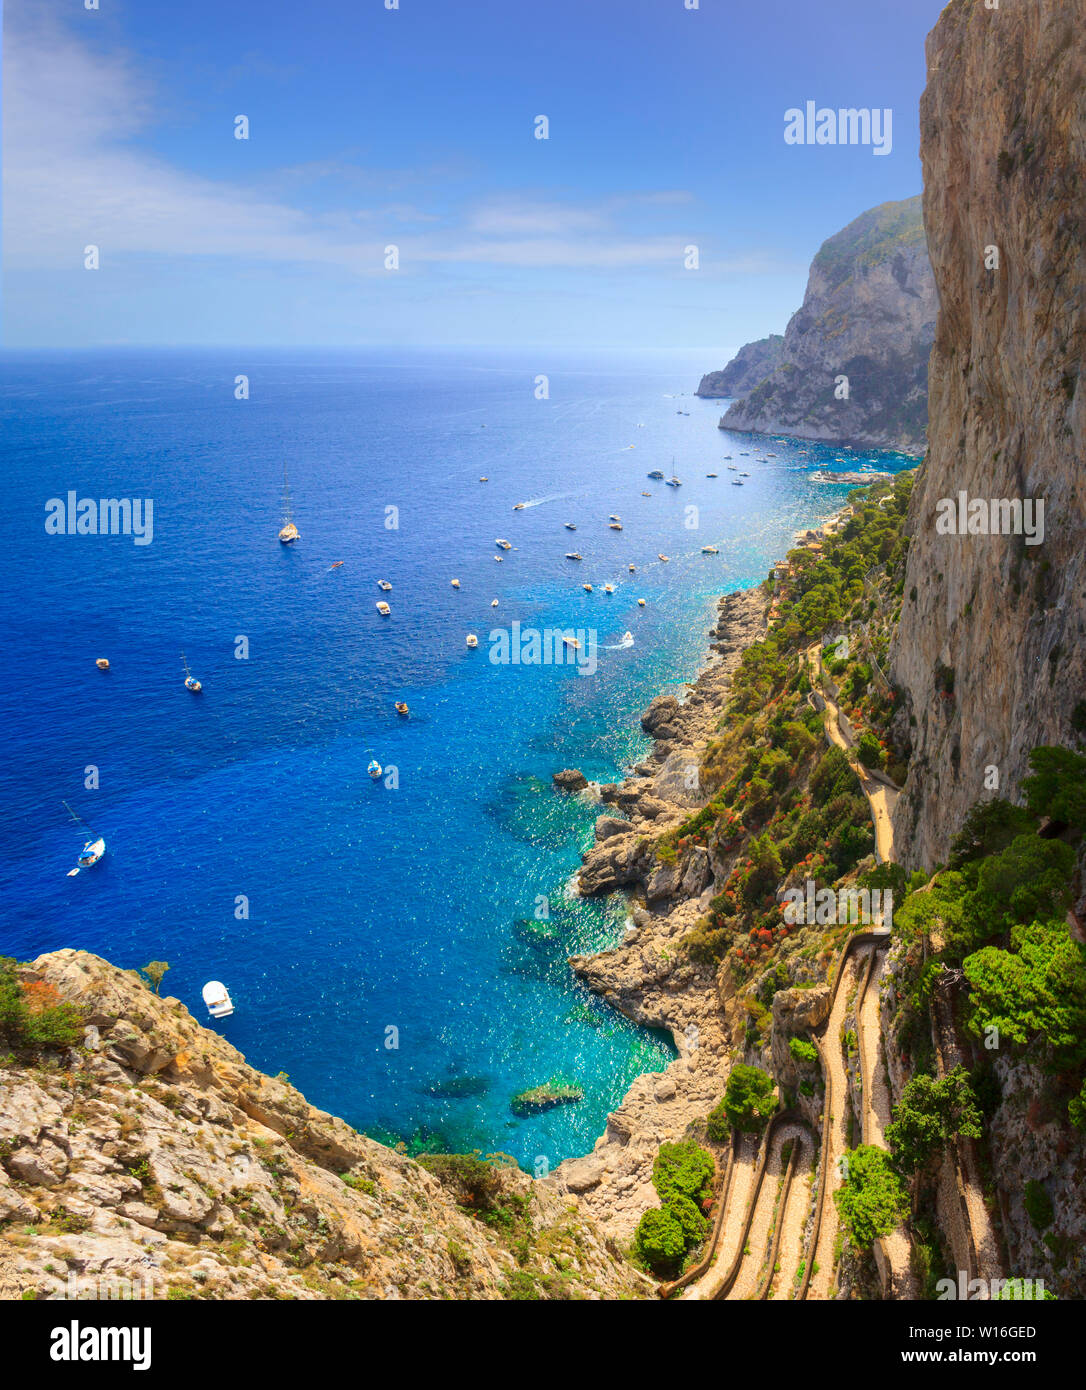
top-left (491, 599), bottom-right (499, 607)
top-left (583, 583), bottom-right (593, 592)
top-left (640, 490), bottom-right (652, 496)
top-left (706, 472), bottom-right (718, 477)
top-left (181, 652), bottom-right (202, 692)
top-left (604, 584), bottom-right (614, 593)
top-left (451, 579), bottom-right (461, 588)
top-left (495, 539), bottom-right (512, 550)
top-left (647, 470), bottom-right (665, 480)
top-left (378, 580), bottom-right (392, 591)
top-left (565, 522), bottom-right (577, 530)
top-left (278, 465), bottom-right (300, 544)
top-left (665, 477), bottom-right (682, 487)
top-left (376, 601), bottom-right (391, 615)
top-left (609, 522), bottom-right (623, 530)
top-left (623, 631), bottom-right (633, 643)
top-left (637, 598), bottom-right (646, 607)
top-left (629, 564), bottom-right (636, 571)
top-left (702, 545), bottom-right (719, 554)
top-left (63, 801), bottom-right (106, 876)
top-left (479, 476), bottom-right (488, 481)
top-left (513, 503), bottom-right (526, 510)
top-left (368, 759), bottom-right (383, 779)
top-left (658, 554), bottom-right (669, 562)
top-left (95, 658), bottom-right (110, 671)
top-left (609, 514), bottom-right (621, 522)
top-left (466, 634), bottom-right (479, 648)
top-left (565, 552), bottom-right (583, 560)
top-left (202, 981), bottom-right (234, 1019)
top-left (562, 635), bottom-right (581, 651)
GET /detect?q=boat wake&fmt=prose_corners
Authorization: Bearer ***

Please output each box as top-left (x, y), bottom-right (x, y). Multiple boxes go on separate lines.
top-left (605, 633), bottom-right (634, 650)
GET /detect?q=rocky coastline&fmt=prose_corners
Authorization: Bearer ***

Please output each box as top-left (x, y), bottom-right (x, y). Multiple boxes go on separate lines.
top-left (546, 582), bottom-right (771, 1240)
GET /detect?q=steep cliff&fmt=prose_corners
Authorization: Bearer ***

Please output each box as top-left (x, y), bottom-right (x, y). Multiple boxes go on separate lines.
top-left (713, 197), bottom-right (936, 454)
top-left (695, 335), bottom-right (784, 398)
top-left (0, 951), bottom-right (648, 1301)
top-left (889, 0), bottom-right (1086, 870)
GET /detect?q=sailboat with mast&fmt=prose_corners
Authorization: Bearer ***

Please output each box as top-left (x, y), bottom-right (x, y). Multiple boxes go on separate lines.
top-left (181, 652), bottom-right (202, 692)
top-left (278, 465), bottom-right (300, 544)
top-left (63, 801), bottom-right (105, 876)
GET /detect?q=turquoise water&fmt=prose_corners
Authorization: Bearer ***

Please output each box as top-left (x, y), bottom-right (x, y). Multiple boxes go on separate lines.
top-left (0, 346), bottom-right (914, 1169)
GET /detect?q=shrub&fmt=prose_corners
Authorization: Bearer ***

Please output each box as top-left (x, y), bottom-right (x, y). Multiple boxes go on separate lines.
top-left (833, 1145), bottom-right (909, 1248)
top-left (652, 1140), bottom-right (714, 1207)
top-left (1023, 1180), bottom-right (1054, 1231)
top-left (717, 1064), bottom-right (778, 1135)
top-left (633, 1206), bottom-right (685, 1276)
top-left (886, 1066), bottom-right (982, 1176)
top-left (789, 1037), bottom-right (819, 1065)
top-left (0, 960), bottom-right (85, 1052)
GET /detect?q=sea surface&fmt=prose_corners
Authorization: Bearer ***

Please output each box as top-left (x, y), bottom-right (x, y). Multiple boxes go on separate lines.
top-left (0, 347), bottom-right (914, 1170)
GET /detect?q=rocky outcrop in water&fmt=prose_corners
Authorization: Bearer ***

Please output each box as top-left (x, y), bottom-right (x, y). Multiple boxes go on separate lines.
top-left (709, 197), bottom-right (936, 454)
top-left (888, 0), bottom-right (1086, 869)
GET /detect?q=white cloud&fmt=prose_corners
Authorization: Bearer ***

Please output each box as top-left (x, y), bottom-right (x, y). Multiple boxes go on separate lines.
top-left (2, 10), bottom-right (779, 281)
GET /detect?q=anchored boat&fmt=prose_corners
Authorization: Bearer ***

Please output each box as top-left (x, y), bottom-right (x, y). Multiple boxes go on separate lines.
top-left (202, 981), bottom-right (234, 1019)
top-left (278, 465), bottom-right (300, 544)
top-left (63, 801), bottom-right (105, 877)
top-left (181, 653), bottom-right (202, 692)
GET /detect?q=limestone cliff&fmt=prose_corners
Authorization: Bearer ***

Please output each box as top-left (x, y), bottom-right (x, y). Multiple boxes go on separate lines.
top-left (712, 197), bottom-right (936, 454)
top-left (889, 0), bottom-right (1086, 870)
top-left (695, 335), bottom-right (784, 398)
top-left (0, 951), bottom-right (648, 1301)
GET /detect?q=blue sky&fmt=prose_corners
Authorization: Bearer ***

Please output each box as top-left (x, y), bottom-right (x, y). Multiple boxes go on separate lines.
top-left (2, 0), bottom-right (943, 354)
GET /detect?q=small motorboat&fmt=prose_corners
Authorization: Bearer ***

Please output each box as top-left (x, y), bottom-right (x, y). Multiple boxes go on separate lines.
top-left (766, 453), bottom-right (777, 458)
top-left (202, 981), bottom-right (234, 1019)
top-left (451, 579), bottom-right (461, 588)
top-left (604, 584), bottom-right (614, 593)
top-left (565, 522), bottom-right (577, 530)
top-left (706, 472), bottom-right (718, 478)
top-left (368, 759), bottom-right (383, 779)
top-left (466, 634), bottom-right (479, 648)
top-left (647, 470), bottom-right (665, 480)
top-left (623, 631), bottom-right (633, 642)
top-left (562, 636), bottom-right (581, 651)
top-left (95, 658), bottom-right (110, 670)
top-left (378, 580), bottom-right (392, 591)
top-left (629, 564), bottom-right (636, 571)
top-left (732, 481), bottom-right (743, 487)
top-left (658, 554), bottom-right (670, 562)
top-left (583, 583), bottom-right (593, 592)
top-left (565, 552), bottom-right (583, 561)
top-left (609, 514), bottom-right (621, 522)
top-left (702, 545), bottom-right (719, 554)
top-left (637, 598), bottom-right (646, 607)
top-left (609, 523), bottom-right (623, 530)
top-left (494, 555), bottom-right (503, 562)
top-left (479, 476), bottom-right (488, 481)
top-left (495, 539), bottom-right (512, 550)
top-left (327, 561), bottom-right (344, 571)
top-left (376, 601), bottom-right (391, 615)
top-left (727, 466), bottom-right (738, 471)
top-left (665, 477), bottom-right (682, 487)
top-left (181, 653), bottom-right (202, 692)
top-left (740, 471), bottom-right (750, 477)
top-left (491, 598), bottom-right (499, 607)
top-left (395, 702), bottom-right (409, 716)
top-left (513, 502), bottom-right (526, 511)
top-left (640, 491), bottom-right (651, 496)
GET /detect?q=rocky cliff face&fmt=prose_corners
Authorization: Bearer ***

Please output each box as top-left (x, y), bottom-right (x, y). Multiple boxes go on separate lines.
top-left (696, 335), bottom-right (784, 398)
top-left (714, 197), bottom-right (936, 454)
top-left (889, 0), bottom-right (1086, 870)
top-left (0, 952), bottom-right (648, 1301)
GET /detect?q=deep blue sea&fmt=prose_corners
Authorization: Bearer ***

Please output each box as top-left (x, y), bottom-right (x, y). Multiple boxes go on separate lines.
top-left (0, 347), bottom-right (914, 1170)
